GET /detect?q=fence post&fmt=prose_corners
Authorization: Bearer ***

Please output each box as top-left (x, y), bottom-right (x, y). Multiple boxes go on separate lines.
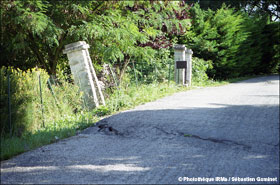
top-left (168, 60), bottom-right (171, 85)
top-left (47, 79), bottom-right (58, 104)
top-left (38, 74), bottom-right (45, 128)
top-left (7, 72), bottom-right (12, 136)
top-left (132, 61), bottom-right (138, 86)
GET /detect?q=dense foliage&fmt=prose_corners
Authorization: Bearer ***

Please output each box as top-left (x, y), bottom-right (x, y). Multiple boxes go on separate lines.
top-left (197, 0), bottom-right (279, 22)
top-left (1, 0), bottom-right (190, 82)
top-left (1, 0), bottom-right (278, 81)
top-left (181, 3), bottom-right (279, 79)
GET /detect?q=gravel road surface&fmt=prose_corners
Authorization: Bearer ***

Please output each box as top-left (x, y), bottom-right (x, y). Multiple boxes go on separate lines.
top-left (1, 75), bottom-right (279, 184)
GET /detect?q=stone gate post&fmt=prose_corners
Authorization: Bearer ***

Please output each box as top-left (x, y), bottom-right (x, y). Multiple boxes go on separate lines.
top-left (174, 44), bottom-right (186, 85)
top-left (63, 41), bottom-right (103, 109)
top-left (186, 48), bottom-right (193, 87)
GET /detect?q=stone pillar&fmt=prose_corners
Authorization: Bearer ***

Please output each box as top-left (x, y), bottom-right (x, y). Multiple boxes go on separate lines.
top-left (174, 44), bottom-right (186, 85)
top-left (186, 48), bottom-right (193, 87)
top-left (63, 41), bottom-right (101, 109)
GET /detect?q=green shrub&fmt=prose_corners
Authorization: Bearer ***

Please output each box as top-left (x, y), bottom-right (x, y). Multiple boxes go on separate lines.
top-left (183, 4), bottom-right (279, 79)
top-left (93, 105), bottom-right (111, 117)
top-left (125, 48), bottom-right (174, 84)
top-left (192, 57), bottom-right (212, 84)
top-left (0, 66), bottom-right (84, 137)
top-left (183, 4), bottom-right (248, 79)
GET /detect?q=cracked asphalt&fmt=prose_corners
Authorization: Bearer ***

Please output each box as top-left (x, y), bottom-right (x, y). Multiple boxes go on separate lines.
top-left (1, 75), bottom-right (279, 184)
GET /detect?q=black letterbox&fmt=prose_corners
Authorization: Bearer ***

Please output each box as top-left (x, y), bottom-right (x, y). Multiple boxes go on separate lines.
top-left (176, 61), bottom-right (187, 69)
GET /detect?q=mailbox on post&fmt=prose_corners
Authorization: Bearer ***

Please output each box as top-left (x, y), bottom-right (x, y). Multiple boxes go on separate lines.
top-left (174, 45), bottom-right (186, 85)
top-left (174, 44), bottom-right (193, 86)
top-left (176, 61), bottom-right (187, 69)
top-left (175, 60), bottom-right (187, 85)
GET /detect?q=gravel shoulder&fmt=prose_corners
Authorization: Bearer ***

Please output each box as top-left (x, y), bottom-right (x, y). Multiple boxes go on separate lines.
top-left (1, 75), bottom-right (279, 184)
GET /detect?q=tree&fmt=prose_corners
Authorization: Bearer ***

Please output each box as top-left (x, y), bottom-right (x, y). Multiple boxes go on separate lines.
top-left (85, 1), bottom-right (191, 82)
top-left (1, 0), bottom-right (100, 75)
top-left (186, 0), bottom-right (280, 21)
top-left (182, 4), bottom-right (248, 78)
top-left (1, 0), bottom-right (191, 83)
top-left (181, 3), bottom-right (279, 79)
top-left (240, 0), bottom-right (280, 22)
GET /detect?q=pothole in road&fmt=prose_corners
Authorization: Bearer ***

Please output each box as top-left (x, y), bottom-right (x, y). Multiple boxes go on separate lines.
top-left (97, 123), bottom-right (126, 136)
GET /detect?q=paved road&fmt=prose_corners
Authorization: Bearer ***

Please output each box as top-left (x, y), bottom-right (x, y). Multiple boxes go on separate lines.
top-left (1, 75), bottom-right (279, 184)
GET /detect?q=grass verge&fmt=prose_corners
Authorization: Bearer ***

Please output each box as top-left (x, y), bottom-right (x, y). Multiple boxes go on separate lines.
top-left (1, 111), bottom-right (97, 160)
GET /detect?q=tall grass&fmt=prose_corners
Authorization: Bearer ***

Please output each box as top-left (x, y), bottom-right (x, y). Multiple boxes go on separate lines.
top-left (0, 67), bottom-right (99, 160)
top-left (94, 82), bottom-right (188, 116)
top-left (0, 67), bottom-right (86, 137)
top-left (1, 111), bottom-right (97, 160)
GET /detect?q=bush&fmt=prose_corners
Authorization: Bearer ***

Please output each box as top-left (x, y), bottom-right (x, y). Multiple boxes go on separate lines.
top-left (192, 57), bottom-right (212, 84)
top-left (126, 48), bottom-right (174, 84)
top-left (182, 3), bottom-right (279, 79)
top-left (183, 4), bottom-right (248, 79)
top-left (0, 67), bottom-right (84, 137)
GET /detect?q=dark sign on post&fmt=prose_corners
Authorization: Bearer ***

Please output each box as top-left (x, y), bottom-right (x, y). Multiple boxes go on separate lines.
top-left (176, 61), bottom-right (187, 69)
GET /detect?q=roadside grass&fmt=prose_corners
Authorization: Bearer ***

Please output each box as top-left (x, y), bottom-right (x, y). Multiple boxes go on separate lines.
top-left (1, 128), bottom-right (75, 160)
top-left (0, 75), bottom-right (261, 161)
top-left (1, 112), bottom-right (97, 160)
top-left (103, 82), bottom-right (189, 113)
